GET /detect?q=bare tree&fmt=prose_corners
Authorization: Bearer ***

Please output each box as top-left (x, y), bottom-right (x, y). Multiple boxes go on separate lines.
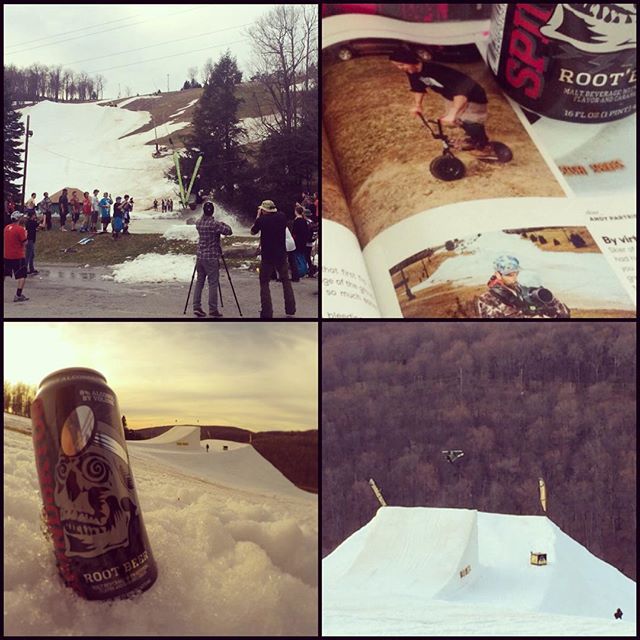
top-left (187, 65), bottom-right (198, 87)
top-left (124, 86), bottom-right (132, 98)
top-left (49, 65), bottom-right (62, 101)
top-left (95, 74), bottom-right (106, 100)
top-left (201, 57), bottom-right (214, 85)
top-left (247, 5), bottom-right (317, 135)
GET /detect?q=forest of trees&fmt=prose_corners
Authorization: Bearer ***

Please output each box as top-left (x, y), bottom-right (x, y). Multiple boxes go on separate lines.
top-left (173, 5), bottom-right (317, 215)
top-left (322, 323), bottom-right (636, 580)
top-left (4, 381), bottom-right (37, 418)
top-left (4, 63), bottom-right (106, 104)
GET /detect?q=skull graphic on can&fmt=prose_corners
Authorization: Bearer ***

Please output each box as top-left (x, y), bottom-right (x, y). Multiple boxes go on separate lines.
top-left (32, 368), bottom-right (157, 600)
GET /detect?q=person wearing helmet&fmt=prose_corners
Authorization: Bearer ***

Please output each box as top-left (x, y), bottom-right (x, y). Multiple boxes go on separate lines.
top-left (193, 200), bottom-right (232, 318)
top-left (475, 255), bottom-right (570, 318)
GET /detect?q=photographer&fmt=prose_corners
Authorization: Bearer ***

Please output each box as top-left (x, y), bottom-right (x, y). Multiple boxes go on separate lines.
top-left (193, 200), bottom-right (232, 318)
top-left (251, 199), bottom-right (296, 319)
top-left (475, 255), bottom-right (570, 318)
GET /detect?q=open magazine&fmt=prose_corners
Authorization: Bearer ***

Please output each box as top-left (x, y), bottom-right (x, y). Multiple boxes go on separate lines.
top-left (322, 11), bottom-right (636, 318)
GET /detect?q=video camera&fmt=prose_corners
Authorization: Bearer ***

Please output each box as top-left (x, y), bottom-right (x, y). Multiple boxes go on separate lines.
top-left (521, 286), bottom-right (557, 316)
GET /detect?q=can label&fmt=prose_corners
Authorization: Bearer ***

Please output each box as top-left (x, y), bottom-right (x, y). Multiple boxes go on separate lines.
top-left (32, 376), bottom-right (157, 600)
top-left (488, 3), bottom-right (636, 122)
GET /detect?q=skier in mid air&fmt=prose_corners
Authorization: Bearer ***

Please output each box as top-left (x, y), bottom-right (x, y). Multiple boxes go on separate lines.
top-left (442, 449), bottom-right (464, 464)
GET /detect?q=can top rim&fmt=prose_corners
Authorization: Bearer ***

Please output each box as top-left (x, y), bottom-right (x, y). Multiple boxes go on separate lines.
top-left (39, 367), bottom-right (107, 388)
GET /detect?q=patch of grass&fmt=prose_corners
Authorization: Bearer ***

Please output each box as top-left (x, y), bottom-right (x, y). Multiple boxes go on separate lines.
top-left (34, 231), bottom-right (258, 268)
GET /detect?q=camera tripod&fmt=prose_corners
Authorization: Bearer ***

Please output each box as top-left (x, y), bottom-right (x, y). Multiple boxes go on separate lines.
top-left (183, 253), bottom-right (243, 317)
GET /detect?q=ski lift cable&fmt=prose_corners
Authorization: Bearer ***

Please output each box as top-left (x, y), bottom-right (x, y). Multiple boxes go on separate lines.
top-left (65, 23), bottom-right (254, 67)
top-left (87, 38), bottom-right (250, 75)
top-left (28, 144), bottom-right (152, 171)
top-left (6, 7), bottom-right (207, 55)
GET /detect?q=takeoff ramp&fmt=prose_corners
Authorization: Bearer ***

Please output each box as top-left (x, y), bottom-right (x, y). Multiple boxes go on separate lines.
top-left (133, 425), bottom-right (201, 449)
top-left (326, 507), bottom-right (478, 599)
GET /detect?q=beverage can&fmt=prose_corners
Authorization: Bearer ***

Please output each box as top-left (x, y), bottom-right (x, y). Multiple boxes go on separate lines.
top-left (31, 367), bottom-right (157, 600)
top-left (487, 4), bottom-right (636, 123)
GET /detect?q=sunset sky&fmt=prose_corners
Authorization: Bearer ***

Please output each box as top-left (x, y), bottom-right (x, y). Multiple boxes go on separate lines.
top-left (4, 322), bottom-right (317, 431)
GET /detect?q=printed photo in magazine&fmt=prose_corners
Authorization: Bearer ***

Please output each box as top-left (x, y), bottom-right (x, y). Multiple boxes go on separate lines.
top-left (321, 8), bottom-right (636, 319)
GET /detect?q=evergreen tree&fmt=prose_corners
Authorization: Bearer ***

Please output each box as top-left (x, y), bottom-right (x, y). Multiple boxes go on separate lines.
top-left (184, 50), bottom-right (245, 197)
top-left (4, 86), bottom-right (25, 199)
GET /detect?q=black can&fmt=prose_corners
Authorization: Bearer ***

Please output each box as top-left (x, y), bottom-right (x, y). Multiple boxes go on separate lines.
top-left (487, 4), bottom-right (636, 123)
top-left (31, 367), bottom-right (157, 600)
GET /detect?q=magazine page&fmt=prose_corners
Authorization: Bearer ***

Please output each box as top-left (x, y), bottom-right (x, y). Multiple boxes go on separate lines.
top-left (362, 195), bottom-right (636, 318)
top-left (322, 125), bottom-right (381, 317)
top-left (322, 15), bottom-right (569, 251)
top-left (474, 41), bottom-right (636, 198)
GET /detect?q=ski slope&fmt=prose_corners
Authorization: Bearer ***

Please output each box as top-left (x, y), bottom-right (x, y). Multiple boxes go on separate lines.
top-left (4, 415), bottom-right (317, 635)
top-left (323, 506), bottom-right (635, 636)
top-left (128, 426), bottom-right (309, 499)
top-left (410, 231), bottom-right (634, 312)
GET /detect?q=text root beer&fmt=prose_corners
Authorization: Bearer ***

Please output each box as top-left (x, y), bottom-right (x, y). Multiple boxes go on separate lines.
top-left (487, 4), bottom-right (636, 123)
top-left (31, 367), bottom-right (157, 600)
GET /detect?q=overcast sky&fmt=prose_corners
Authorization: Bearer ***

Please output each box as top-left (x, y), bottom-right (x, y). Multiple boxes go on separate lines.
top-left (3, 4), bottom-right (286, 97)
top-left (4, 322), bottom-right (318, 431)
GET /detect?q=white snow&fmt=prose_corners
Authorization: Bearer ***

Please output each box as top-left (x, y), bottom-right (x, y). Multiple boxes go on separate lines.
top-left (19, 101), bottom-right (175, 210)
top-left (241, 115), bottom-right (279, 144)
top-left (4, 416), bottom-right (317, 636)
top-left (169, 98), bottom-right (199, 119)
top-left (109, 253), bottom-right (196, 283)
top-left (410, 231), bottom-right (634, 310)
top-left (323, 506), bottom-right (635, 636)
top-left (162, 225), bottom-right (199, 242)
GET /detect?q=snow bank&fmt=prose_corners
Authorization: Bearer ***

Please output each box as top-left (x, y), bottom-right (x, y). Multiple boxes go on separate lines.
top-left (4, 425), bottom-right (317, 636)
top-left (162, 225), bottom-right (198, 242)
top-left (109, 253), bottom-right (195, 283)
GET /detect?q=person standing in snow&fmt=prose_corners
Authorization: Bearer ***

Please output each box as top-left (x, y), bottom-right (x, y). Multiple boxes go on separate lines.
top-left (80, 192), bottom-right (92, 232)
top-left (4, 216), bottom-right (29, 302)
top-left (614, 608), bottom-right (623, 620)
top-left (90, 189), bottom-right (100, 232)
top-left (69, 190), bottom-right (81, 231)
top-left (25, 210), bottom-right (43, 275)
top-left (38, 192), bottom-right (53, 230)
top-left (206, 444), bottom-right (210, 453)
top-left (153, 198), bottom-right (158, 211)
top-left (193, 200), bottom-right (232, 318)
top-left (112, 196), bottom-right (124, 239)
top-left (58, 188), bottom-right (69, 230)
top-left (24, 192), bottom-right (37, 215)
top-left (99, 192), bottom-right (113, 233)
top-left (122, 195), bottom-right (133, 234)
top-left (251, 199), bottom-right (296, 318)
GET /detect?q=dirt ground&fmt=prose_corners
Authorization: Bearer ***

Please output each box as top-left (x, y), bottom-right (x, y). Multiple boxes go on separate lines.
top-left (390, 225), bottom-right (611, 318)
top-left (4, 263), bottom-right (318, 319)
top-left (323, 55), bottom-right (566, 247)
top-left (107, 82), bottom-right (275, 148)
top-left (322, 127), bottom-right (356, 233)
top-left (393, 278), bottom-right (635, 319)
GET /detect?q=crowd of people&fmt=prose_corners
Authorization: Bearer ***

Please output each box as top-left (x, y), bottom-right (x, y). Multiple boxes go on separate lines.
top-left (4, 189), bottom-right (134, 238)
top-left (5, 188), bottom-right (320, 314)
top-left (153, 198), bottom-right (174, 212)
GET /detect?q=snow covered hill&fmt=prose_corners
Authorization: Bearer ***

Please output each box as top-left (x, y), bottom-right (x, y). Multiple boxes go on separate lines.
top-left (323, 506), bottom-right (635, 636)
top-left (18, 93), bottom-right (275, 214)
top-left (4, 415), bottom-right (317, 636)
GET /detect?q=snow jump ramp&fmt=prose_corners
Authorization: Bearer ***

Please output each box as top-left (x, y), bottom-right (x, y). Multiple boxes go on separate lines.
top-left (326, 507), bottom-right (478, 599)
top-left (133, 425), bottom-right (201, 449)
